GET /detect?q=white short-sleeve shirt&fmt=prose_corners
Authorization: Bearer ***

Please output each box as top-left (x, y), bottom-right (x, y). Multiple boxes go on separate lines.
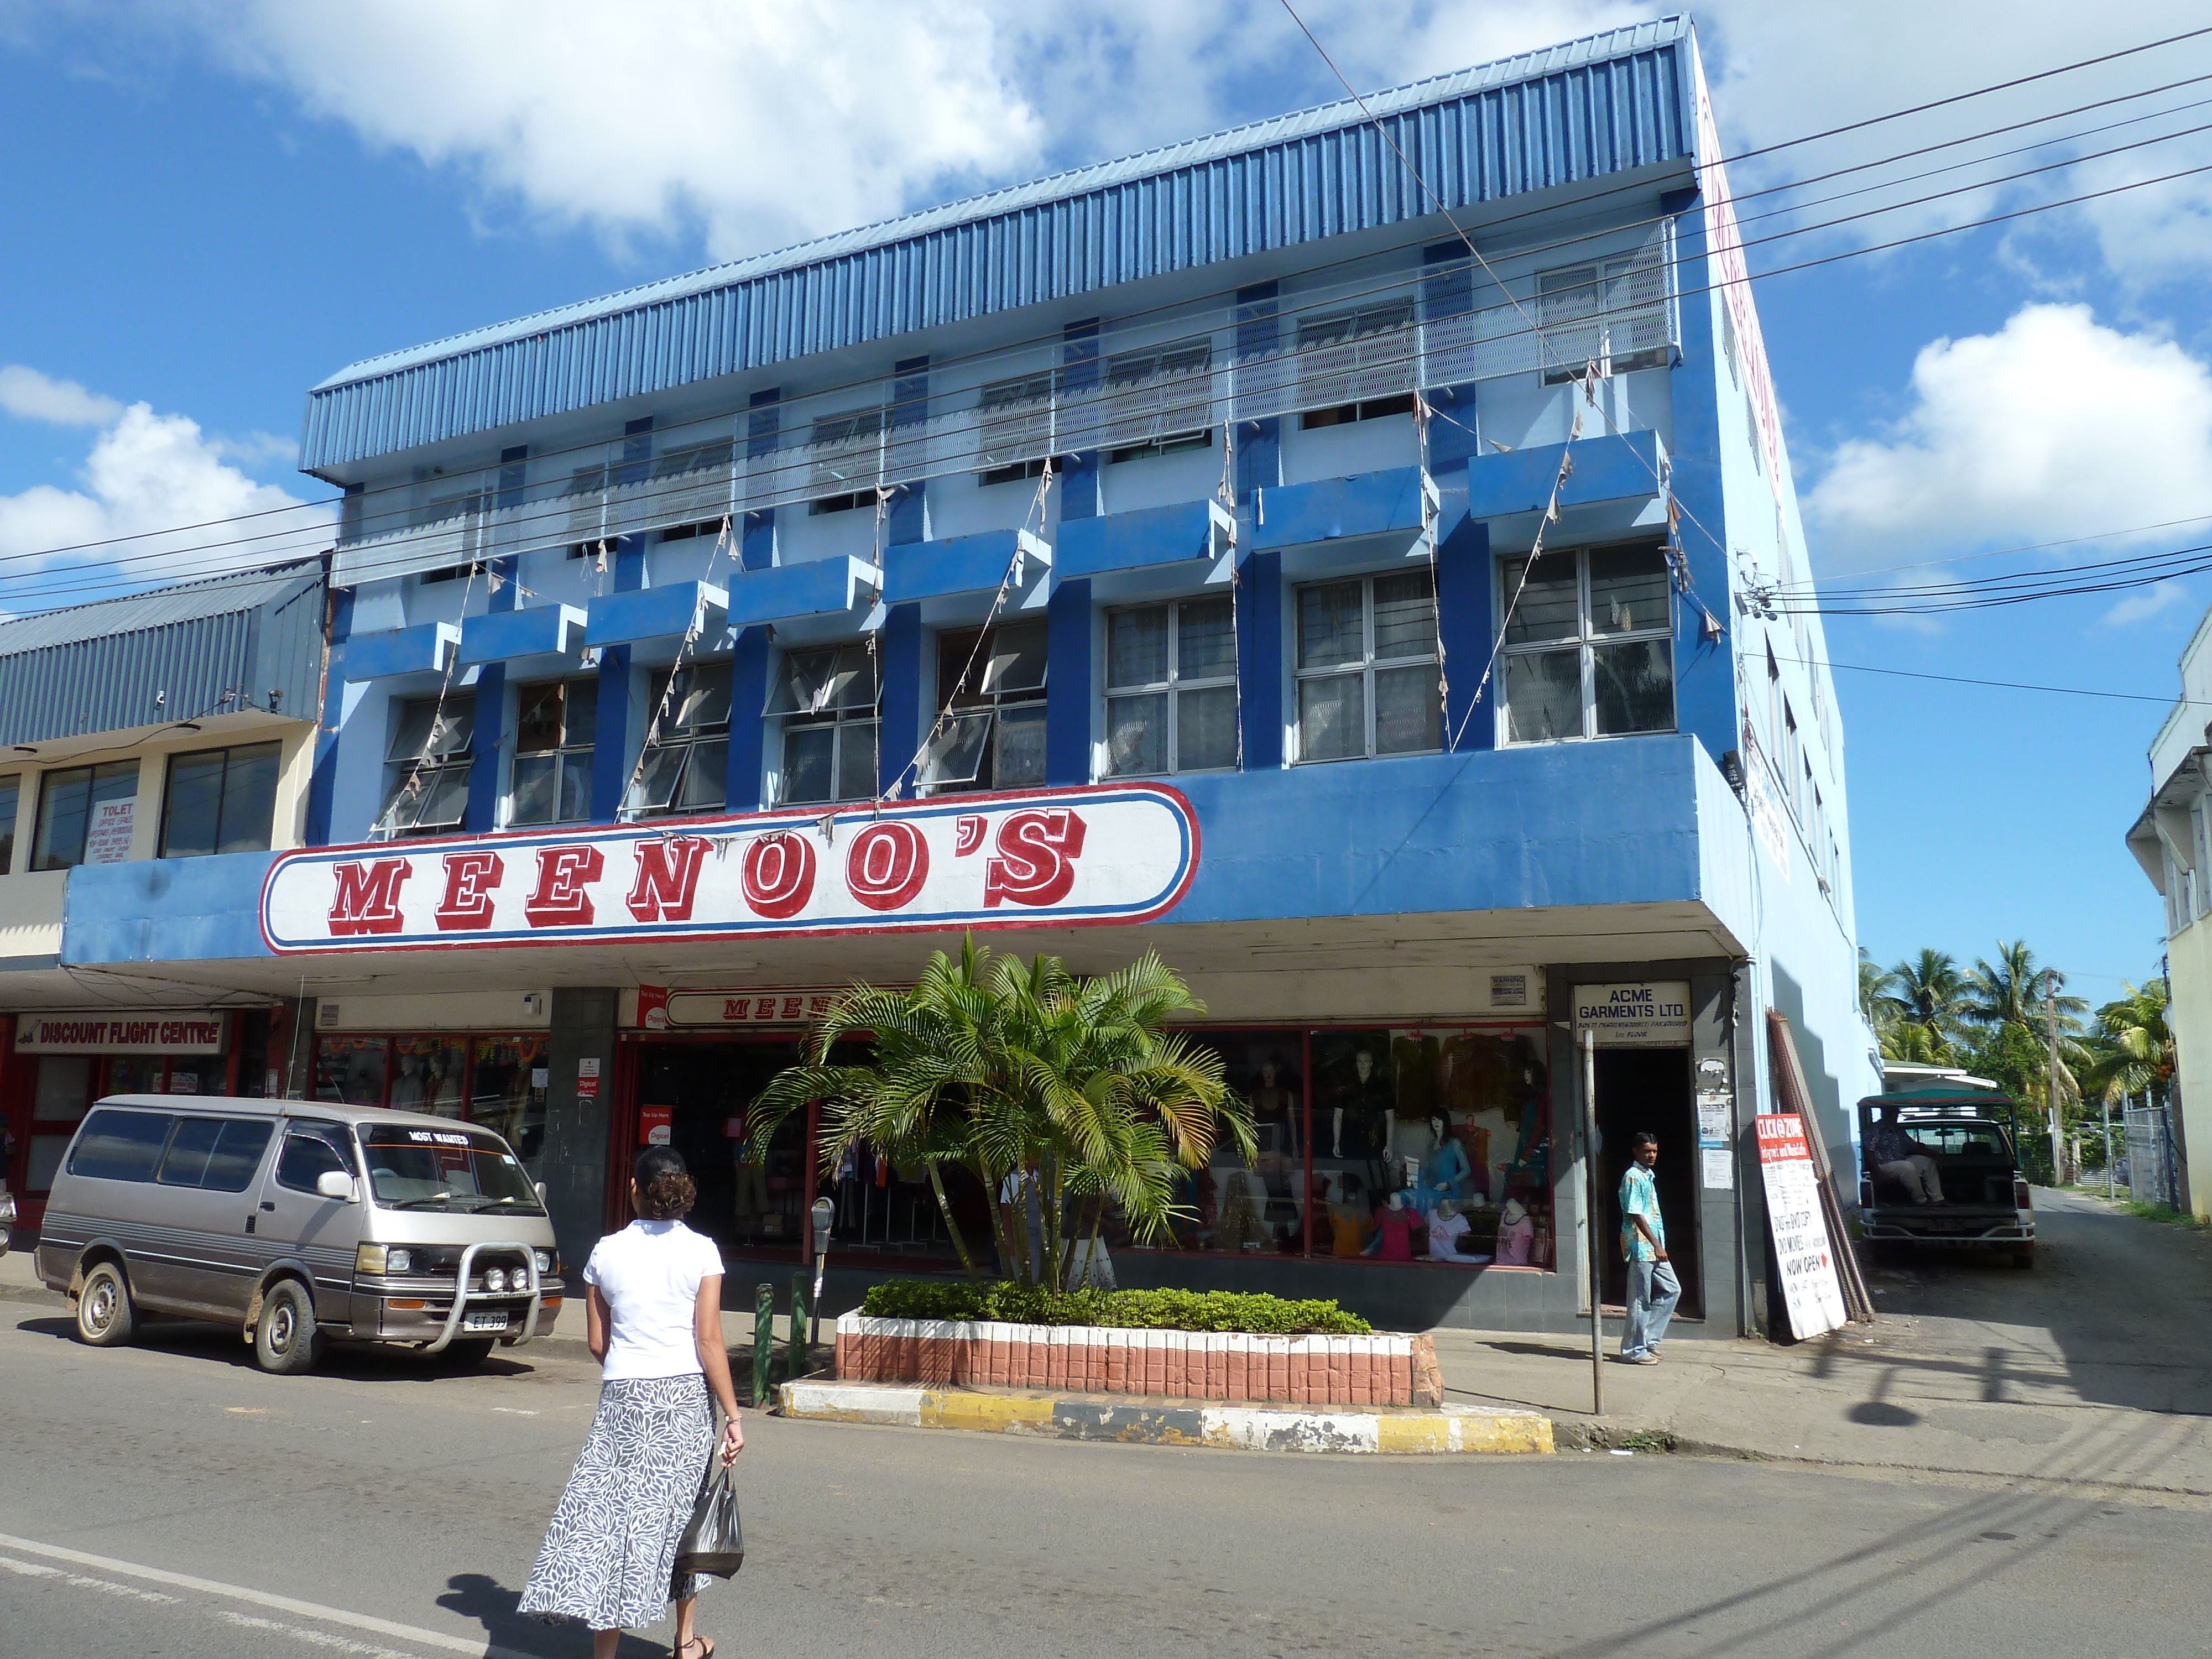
top-left (582, 1219), bottom-right (726, 1381)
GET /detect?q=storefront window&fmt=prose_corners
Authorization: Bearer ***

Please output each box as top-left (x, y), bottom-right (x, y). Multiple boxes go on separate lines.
top-left (1096, 1024), bottom-right (1551, 1271)
top-left (471, 1036), bottom-right (549, 1172)
top-left (106, 1056), bottom-right (164, 1097)
top-left (392, 1035), bottom-right (467, 1116)
top-left (314, 1036), bottom-right (389, 1106)
top-left (166, 1055), bottom-right (228, 1097)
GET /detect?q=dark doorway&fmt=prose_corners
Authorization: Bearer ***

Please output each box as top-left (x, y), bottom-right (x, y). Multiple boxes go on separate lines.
top-left (1594, 1047), bottom-right (1700, 1317)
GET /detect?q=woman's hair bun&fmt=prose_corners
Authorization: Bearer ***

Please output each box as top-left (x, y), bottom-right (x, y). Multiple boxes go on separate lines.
top-left (633, 1145), bottom-right (697, 1220)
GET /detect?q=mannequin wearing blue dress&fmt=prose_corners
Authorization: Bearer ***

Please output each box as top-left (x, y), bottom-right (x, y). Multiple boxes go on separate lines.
top-left (1415, 1115), bottom-right (1472, 1216)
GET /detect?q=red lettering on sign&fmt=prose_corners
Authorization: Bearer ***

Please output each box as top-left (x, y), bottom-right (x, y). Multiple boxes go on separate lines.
top-left (983, 808), bottom-right (1088, 908)
top-left (328, 858), bottom-right (413, 936)
top-left (844, 821), bottom-right (928, 911)
top-left (434, 851), bottom-right (505, 931)
top-left (524, 845), bottom-right (604, 927)
top-left (954, 814), bottom-right (987, 856)
top-left (741, 833), bottom-right (815, 919)
top-left (627, 835), bottom-right (710, 922)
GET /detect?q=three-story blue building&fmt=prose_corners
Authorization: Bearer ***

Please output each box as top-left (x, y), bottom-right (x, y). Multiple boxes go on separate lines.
top-left (51, 17), bottom-right (1875, 1334)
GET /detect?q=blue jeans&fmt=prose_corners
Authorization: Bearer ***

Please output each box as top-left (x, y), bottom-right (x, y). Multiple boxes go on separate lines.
top-left (1623, 1259), bottom-right (1681, 1357)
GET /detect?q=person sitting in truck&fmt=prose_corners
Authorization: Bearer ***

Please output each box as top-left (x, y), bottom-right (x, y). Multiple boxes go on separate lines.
top-left (1866, 1106), bottom-right (1945, 1205)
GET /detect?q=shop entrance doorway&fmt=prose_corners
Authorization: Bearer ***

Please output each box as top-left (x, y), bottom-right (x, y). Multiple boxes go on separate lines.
top-left (1593, 1046), bottom-right (1700, 1318)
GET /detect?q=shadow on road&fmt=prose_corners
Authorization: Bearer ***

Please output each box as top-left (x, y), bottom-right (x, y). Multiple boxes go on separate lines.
top-left (441, 1573), bottom-right (677, 1657)
top-left (8, 1308), bottom-right (544, 1383)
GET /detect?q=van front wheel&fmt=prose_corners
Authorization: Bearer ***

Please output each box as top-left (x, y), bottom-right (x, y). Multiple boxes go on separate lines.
top-left (75, 1262), bottom-right (134, 1347)
top-left (254, 1280), bottom-right (325, 1375)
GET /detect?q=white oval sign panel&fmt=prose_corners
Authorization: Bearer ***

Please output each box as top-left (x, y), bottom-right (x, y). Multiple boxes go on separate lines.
top-left (260, 784), bottom-right (1198, 955)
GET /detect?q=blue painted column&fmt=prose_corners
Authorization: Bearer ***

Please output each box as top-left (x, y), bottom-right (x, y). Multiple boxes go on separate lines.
top-left (1658, 185), bottom-right (1738, 763)
top-left (1045, 576), bottom-right (1092, 785)
top-left (888, 356), bottom-right (929, 546)
top-left (877, 603), bottom-right (924, 798)
top-left (1436, 507), bottom-right (1494, 750)
top-left (725, 624), bottom-right (770, 811)
top-left (743, 387), bottom-right (781, 572)
top-left (1421, 245), bottom-right (1482, 474)
top-left (462, 550), bottom-right (520, 832)
top-left (1237, 551), bottom-right (1283, 770)
top-left (1234, 283), bottom-right (1282, 505)
top-left (305, 579), bottom-right (353, 846)
top-left (1060, 321), bottom-right (1102, 520)
top-left (588, 541), bottom-right (648, 823)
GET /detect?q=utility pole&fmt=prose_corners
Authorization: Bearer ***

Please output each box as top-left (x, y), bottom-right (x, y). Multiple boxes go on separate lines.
top-left (1582, 1025), bottom-right (1604, 1417)
top-left (2103, 1091), bottom-right (2114, 1201)
top-left (2046, 979), bottom-right (2064, 1186)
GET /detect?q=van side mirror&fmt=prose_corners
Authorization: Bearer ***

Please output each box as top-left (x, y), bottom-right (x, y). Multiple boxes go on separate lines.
top-left (535, 1181), bottom-right (548, 1203)
top-left (316, 1171), bottom-right (358, 1203)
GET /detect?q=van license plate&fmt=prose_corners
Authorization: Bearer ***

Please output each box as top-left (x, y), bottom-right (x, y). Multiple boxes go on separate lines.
top-left (463, 1312), bottom-right (511, 1333)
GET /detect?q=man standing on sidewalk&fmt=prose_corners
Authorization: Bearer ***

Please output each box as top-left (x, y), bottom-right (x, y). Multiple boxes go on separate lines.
top-left (1619, 1131), bottom-right (1679, 1365)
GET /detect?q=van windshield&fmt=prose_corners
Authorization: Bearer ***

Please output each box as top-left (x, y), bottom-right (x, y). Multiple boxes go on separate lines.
top-left (358, 1124), bottom-right (544, 1214)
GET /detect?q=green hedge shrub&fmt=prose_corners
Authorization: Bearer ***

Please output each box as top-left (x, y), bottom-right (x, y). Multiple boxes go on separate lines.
top-left (859, 1279), bottom-right (1371, 1335)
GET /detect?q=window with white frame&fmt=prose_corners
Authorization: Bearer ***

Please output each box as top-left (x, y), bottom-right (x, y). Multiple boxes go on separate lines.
top-left (1499, 545), bottom-right (1675, 744)
top-left (917, 622), bottom-right (1047, 793)
top-left (1535, 245), bottom-right (1670, 384)
top-left (373, 696), bottom-right (474, 839)
top-left (769, 644), bottom-right (879, 805)
top-left (509, 680), bottom-right (596, 826)
top-left (1102, 345), bottom-right (1213, 462)
top-left (626, 662), bottom-right (731, 816)
top-left (1106, 597), bottom-right (1239, 776)
top-left (1293, 571), bottom-right (1441, 763)
top-left (1296, 299), bottom-right (1417, 427)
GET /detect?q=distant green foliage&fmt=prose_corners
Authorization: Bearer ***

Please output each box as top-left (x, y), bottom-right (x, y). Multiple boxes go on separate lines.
top-left (860, 1279), bottom-right (1371, 1334)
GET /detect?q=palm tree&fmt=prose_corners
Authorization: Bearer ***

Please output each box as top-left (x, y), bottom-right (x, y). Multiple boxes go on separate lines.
top-left (1966, 940), bottom-right (2087, 1031)
top-left (748, 938), bottom-right (1253, 1290)
top-left (1960, 941), bottom-right (2091, 1113)
top-left (1858, 948), bottom-right (1895, 1030)
top-left (1882, 948), bottom-right (1969, 1057)
top-left (2088, 979), bottom-right (2174, 1108)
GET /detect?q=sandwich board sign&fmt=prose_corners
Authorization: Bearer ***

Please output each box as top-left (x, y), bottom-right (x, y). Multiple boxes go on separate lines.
top-left (1754, 1114), bottom-right (1848, 1339)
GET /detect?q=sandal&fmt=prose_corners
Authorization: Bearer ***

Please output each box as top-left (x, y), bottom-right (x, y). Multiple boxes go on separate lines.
top-left (679, 1639), bottom-right (715, 1659)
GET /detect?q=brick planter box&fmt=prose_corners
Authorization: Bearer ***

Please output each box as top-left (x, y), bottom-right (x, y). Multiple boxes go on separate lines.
top-left (833, 1313), bottom-right (1445, 1407)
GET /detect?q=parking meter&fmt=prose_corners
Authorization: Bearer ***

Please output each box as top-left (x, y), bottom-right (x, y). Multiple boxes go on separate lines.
top-left (810, 1196), bottom-right (835, 1328)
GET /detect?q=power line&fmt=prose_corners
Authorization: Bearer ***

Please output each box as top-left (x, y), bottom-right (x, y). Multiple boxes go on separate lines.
top-left (1787, 653), bottom-right (2203, 709)
top-left (14, 34), bottom-right (2212, 606)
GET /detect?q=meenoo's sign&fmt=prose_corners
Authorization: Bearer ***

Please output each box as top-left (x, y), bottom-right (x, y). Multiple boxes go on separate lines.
top-left (260, 784), bottom-right (1199, 955)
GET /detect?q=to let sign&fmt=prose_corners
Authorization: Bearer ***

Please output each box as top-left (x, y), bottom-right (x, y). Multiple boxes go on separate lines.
top-left (1572, 982), bottom-right (1692, 1046)
top-left (260, 784), bottom-right (1198, 955)
top-left (1753, 1114), bottom-right (1848, 1339)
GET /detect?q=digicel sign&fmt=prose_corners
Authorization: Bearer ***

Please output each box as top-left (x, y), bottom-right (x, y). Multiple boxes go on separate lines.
top-left (260, 784), bottom-right (1198, 954)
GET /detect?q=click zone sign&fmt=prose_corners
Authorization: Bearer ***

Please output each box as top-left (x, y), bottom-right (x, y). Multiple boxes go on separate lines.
top-left (260, 784), bottom-right (1198, 954)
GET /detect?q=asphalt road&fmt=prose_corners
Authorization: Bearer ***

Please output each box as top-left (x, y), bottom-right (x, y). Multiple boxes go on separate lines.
top-left (3, 1301), bottom-right (2209, 1659)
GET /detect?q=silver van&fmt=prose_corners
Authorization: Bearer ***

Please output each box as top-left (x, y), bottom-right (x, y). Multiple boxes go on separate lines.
top-left (35, 1095), bottom-right (564, 1374)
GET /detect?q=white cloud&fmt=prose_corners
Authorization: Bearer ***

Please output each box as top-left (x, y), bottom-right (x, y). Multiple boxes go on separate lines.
top-left (2102, 578), bottom-right (2193, 627)
top-left (179, 0), bottom-right (1047, 263)
top-left (0, 383), bottom-right (331, 612)
top-left (1803, 304), bottom-right (2212, 570)
top-left (0, 364), bottom-right (124, 426)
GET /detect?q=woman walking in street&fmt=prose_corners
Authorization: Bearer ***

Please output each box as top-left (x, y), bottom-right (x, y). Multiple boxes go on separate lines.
top-left (521, 1146), bottom-right (744, 1658)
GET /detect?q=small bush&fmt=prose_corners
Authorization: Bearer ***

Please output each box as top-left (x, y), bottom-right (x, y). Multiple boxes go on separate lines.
top-left (860, 1279), bottom-right (1372, 1335)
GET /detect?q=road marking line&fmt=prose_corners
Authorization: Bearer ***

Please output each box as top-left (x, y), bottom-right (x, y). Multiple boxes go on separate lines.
top-left (221, 1609), bottom-right (430, 1658)
top-left (0, 1532), bottom-right (532, 1658)
top-left (0, 1552), bottom-right (183, 1604)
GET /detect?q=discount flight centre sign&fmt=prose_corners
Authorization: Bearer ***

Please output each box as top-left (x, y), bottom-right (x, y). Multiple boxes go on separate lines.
top-left (260, 784), bottom-right (1198, 954)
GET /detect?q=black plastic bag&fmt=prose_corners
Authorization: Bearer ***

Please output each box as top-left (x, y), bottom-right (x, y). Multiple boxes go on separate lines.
top-left (672, 1460), bottom-right (744, 1584)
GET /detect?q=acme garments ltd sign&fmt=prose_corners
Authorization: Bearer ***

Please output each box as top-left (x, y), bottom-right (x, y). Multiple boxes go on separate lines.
top-left (260, 784), bottom-right (1198, 954)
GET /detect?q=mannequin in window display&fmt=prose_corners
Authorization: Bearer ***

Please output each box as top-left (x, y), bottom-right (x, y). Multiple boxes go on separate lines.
top-left (1416, 1114), bottom-right (1473, 1216)
top-left (1427, 1198), bottom-right (1483, 1264)
top-left (389, 1051), bottom-right (426, 1111)
top-left (1249, 1056), bottom-right (1297, 1157)
top-left (1326, 1173), bottom-right (1373, 1258)
top-left (1364, 1190), bottom-right (1422, 1261)
top-left (728, 1112), bottom-right (769, 1228)
top-left (1331, 1048), bottom-right (1391, 1159)
top-left (1213, 1164), bottom-right (1267, 1251)
top-left (1494, 1198), bottom-right (1537, 1266)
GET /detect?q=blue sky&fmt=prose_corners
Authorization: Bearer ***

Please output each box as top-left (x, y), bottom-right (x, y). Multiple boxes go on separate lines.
top-left (3, 2), bottom-right (2210, 1009)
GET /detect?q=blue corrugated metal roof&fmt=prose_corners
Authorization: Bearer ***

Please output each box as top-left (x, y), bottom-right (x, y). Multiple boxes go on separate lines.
top-left (301, 16), bottom-right (1694, 473)
top-left (0, 560), bottom-right (327, 746)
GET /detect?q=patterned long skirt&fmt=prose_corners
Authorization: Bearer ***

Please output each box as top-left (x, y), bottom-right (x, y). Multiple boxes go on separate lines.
top-left (520, 1374), bottom-right (716, 1631)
